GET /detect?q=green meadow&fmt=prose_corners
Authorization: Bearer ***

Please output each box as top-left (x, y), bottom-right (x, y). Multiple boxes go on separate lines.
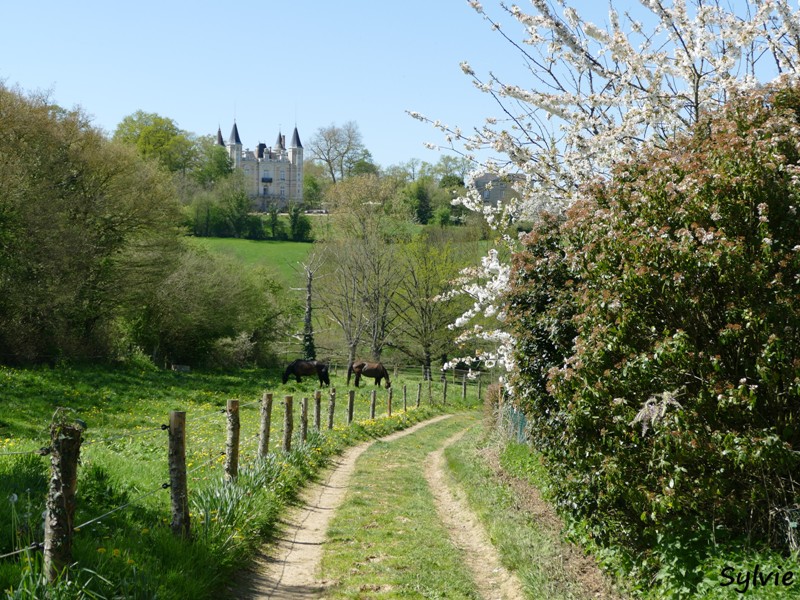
top-left (186, 237), bottom-right (315, 286)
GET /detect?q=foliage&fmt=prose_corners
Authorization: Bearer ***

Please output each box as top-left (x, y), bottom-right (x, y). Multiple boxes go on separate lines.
top-left (287, 203), bottom-right (313, 242)
top-left (415, 0), bottom-right (800, 377)
top-left (132, 246), bottom-right (293, 367)
top-left (0, 84), bottom-right (183, 365)
top-left (391, 232), bottom-right (470, 371)
top-left (113, 110), bottom-right (195, 174)
top-left (506, 83), bottom-right (800, 594)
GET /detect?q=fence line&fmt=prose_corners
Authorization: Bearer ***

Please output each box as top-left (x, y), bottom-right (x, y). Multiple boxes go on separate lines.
top-left (1, 371), bottom-right (493, 584)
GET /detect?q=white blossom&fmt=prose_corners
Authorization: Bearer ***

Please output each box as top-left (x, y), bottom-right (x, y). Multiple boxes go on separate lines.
top-left (414, 0), bottom-right (800, 384)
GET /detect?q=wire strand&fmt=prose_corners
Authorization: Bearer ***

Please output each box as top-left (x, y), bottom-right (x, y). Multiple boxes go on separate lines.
top-left (74, 483), bottom-right (170, 531)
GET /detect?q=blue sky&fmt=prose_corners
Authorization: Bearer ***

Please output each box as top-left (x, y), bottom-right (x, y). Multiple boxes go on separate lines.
top-left (0, 1), bottom-right (606, 168)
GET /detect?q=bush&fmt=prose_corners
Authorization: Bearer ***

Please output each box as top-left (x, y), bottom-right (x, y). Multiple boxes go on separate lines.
top-left (507, 81), bottom-right (800, 591)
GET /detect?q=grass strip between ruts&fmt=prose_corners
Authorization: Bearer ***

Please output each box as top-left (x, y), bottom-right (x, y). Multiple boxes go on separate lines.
top-left (320, 411), bottom-right (482, 599)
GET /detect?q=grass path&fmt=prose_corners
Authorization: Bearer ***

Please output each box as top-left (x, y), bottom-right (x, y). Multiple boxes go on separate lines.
top-left (226, 414), bottom-right (458, 599)
top-left (425, 430), bottom-right (526, 599)
top-left (320, 412), bottom-right (482, 598)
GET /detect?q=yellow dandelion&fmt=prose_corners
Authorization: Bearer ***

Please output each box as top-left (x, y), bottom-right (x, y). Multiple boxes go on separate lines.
top-left (97, 547), bottom-right (106, 554)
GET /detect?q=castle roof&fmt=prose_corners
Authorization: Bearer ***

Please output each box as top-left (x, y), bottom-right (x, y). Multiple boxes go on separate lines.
top-left (290, 127), bottom-right (303, 149)
top-left (216, 127), bottom-right (225, 146)
top-left (275, 131), bottom-right (285, 150)
top-left (229, 122), bottom-right (242, 145)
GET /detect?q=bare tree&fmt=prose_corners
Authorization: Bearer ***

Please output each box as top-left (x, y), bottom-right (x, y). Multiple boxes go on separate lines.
top-left (306, 121), bottom-right (365, 183)
top-left (317, 241), bottom-right (368, 366)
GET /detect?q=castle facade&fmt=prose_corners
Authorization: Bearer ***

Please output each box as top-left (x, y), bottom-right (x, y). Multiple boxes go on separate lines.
top-left (217, 122), bottom-right (303, 209)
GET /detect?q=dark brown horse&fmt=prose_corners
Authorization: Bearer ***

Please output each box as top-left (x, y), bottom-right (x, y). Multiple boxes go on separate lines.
top-left (347, 361), bottom-right (391, 389)
top-left (282, 360), bottom-right (330, 386)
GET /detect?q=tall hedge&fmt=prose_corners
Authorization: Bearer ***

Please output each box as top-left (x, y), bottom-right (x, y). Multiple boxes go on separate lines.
top-left (507, 82), bottom-right (800, 588)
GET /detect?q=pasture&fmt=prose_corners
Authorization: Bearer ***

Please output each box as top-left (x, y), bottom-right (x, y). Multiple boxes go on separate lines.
top-left (186, 237), bottom-right (314, 286)
top-left (0, 363), bottom-right (483, 599)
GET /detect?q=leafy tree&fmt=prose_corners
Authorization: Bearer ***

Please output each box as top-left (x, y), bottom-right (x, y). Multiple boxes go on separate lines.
top-left (134, 249), bottom-right (289, 366)
top-left (0, 85), bottom-right (182, 363)
top-left (392, 233), bottom-right (466, 376)
top-left (287, 203), bottom-right (313, 242)
top-left (413, 0), bottom-right (800, 372)
top-left (113, 110), bottom-right (196, 173)
top-left (347, 149), bottom-right (380, 177)
top-left (192, 134), bottom-right (233, 187)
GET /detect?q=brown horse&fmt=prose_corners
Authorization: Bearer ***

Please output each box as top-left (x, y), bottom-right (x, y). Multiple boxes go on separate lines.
top-left (347, 361), bottom-right (391, 389)
top-left (282, 360), bottom-right (330, 386)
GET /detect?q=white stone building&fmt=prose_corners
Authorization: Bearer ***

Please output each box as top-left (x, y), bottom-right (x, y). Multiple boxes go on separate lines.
top-left (217, 122), bottom-right (303, 210)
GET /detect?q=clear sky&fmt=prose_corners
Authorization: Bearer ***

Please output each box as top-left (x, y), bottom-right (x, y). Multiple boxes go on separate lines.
top-left (0, 1), bottom-right (609, 169)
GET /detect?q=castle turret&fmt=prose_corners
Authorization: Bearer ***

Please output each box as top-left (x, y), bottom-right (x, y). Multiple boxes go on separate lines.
top-left (288, 126), bottom-right (304, 202)
top-left (227, 122), bottom-right (243, 168)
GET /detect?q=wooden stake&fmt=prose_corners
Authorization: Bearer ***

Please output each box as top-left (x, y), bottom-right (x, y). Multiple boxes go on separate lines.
top-left (43, 417), bottom-right (84, 581)
top-left (258, 392), bottom-right (272, 459)
top-left (283, 396), bottom-right (293, 452)
top-left (225, 400), bottom-right (240, 481)
top-left (167, 411), bottom-right (189, 540)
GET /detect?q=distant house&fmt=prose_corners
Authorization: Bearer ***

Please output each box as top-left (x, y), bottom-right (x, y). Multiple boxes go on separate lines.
top-left (217, 122), bottom-right (304, 210)
top-left (471, 172), bottom-right (523, 206)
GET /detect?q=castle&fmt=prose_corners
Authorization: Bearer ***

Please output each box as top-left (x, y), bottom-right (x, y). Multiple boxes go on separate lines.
top-left (217, 122), bottom-right (304, 209)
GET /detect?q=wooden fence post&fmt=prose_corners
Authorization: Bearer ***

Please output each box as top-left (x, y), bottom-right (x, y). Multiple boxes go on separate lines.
top-left (403, 385), bottom-right (407, 412)
top-left (428, 378), bottom-right (433, 405)
top-left (327, 389), bottom-right (336, 429)
top-left (416, 382), bottom-right (422, 408)
top-left (347, 390), bottom-right (355, 424)
top-left (370, 390), bottom-right (376, 419)
top-left (478, 375), bottom-right (483, 404)
top-left (258, 392), bottom-right (272, 459)
top-left (462, 374), bottom-right (467, 402)
top-left (314, 390), bottom-right (321, 431)
top-left (443, 379), bottom-right (448, 405)
top-left (283, 396), bottom-right (293, 452)
top-left (225, 400), bottom-right (240, 481)
top-left (301, 397), bottom-right (308, 443)
top-left (388, 388), bottom-right (393, 417)
top-left (43, 417), bottom-right (84, 582)
top-left (167, 411), bottom-right (189, 540)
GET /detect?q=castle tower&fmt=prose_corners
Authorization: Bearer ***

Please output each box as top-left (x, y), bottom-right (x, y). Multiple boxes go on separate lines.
top-left (227, 122), bottom-right (243, 169)
top-left (289, 127), bottom-right (304, 202)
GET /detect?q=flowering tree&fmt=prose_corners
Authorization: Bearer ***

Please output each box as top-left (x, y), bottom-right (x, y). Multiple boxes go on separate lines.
top-left (411, 0), bottom-right (800, 371)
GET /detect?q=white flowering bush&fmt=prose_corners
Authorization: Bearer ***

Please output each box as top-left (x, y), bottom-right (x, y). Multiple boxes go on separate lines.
top-left (413, 0), bottom-right (800, 372)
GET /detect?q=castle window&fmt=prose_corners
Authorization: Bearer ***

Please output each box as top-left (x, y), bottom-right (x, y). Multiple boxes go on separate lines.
top-left (280, 169), bottom-right (286, 181)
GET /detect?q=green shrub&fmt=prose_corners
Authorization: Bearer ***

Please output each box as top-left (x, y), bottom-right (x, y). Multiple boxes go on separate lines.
top-left (507, 82), bottom-right (800, 593)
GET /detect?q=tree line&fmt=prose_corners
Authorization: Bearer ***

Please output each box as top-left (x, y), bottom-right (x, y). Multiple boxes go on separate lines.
top-left (0, 85), bottom-right (487, 372)
top-left (0, 86), bottom-right (293, 367)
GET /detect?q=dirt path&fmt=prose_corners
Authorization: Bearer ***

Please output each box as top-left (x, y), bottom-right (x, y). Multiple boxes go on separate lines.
top-left (226, 415), bottom-right (452, 599)
top-left (424, 430), bottom-right (527, 600)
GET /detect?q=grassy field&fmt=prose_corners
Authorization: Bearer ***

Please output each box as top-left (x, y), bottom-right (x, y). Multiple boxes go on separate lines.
top-left (186, 237), bottom-right (315, 286)
top-left (0, 364), bottom-right (481, 599)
